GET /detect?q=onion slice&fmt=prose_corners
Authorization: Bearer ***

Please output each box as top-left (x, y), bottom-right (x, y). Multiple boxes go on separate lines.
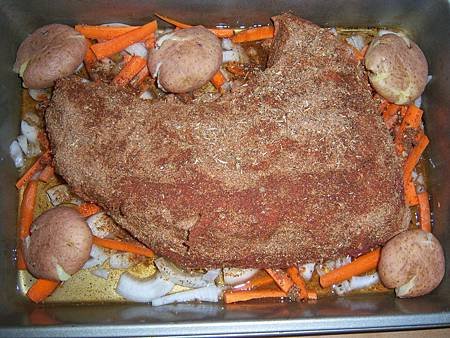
top-left (116, 273), bottom-right (174, 303)
top-left (86, 212), bottom-right (114, 238)
top-left (109, 253), bottom-right (133, 269)
top-left (223, 268), bottom-right (259, 286)
top-left (151, 286), bottom-right (222, 306)
top-left (82, 244), bottom-right (109, 269)
top-left (155, 257), bottom-right (218, 288)
top-left (9, 140), bottom-right (24, 168)
top-left (298, 263), bottom-right (315, 282)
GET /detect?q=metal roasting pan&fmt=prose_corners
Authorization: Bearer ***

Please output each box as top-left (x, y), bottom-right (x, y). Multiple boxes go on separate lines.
top-left (0, 0), bottom-right (449, 336)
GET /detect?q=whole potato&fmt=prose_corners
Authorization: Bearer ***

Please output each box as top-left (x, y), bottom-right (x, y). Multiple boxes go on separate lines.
top-left (14, 24), bottom-right (88, 89)
top-left (24, 206), bottom-right (93, 281)
top-left (378, 229), bottom-right (445, 298)
top-left (364, 34), bottom-right (428, 105)
top-left (148, 26), bottom-right (222, 93)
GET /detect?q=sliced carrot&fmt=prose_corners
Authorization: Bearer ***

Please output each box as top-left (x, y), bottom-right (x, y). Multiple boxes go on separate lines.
top-left (225, 63), bottom-right (246, 77)
top-left (231, 26), bottom-right (274, 43)
top-left (404, 133), bottom-right (429, 184)
top-left (37, 131), bottom-right (50, 152)
top-left (232, 274), bottom-right (275, 291)
top-left (417, 191), bottom-right (431, 232)
top-left (84, 43), bottom-right (97, 73)
top-left (144, 34), bottom-right (156, 49)
top-left (287, 266), bottom-right (308, 300)
top-left (404, 178), bottom-right (419, 206)
top-left (131, 65), bottom-right (150, 87)
top-left (382, 103), bottom-right (400, 129)
top-left (211, 70), bottom-right (226, 90)
top-left (112, 55), bottom-right (147, 86)
top-left (155, 13), bottom-right (235, 38)
top-left (395, 104), bottom-right (423, 154)
top-left (75, 25), bottom-right (139, 40)
top-left (39, 164), bottom-right (55, 183)
top-left (265, 268), bottom-right (294, 293)
top-left (92, 236), bottom-right (155, 257)
top-left (27, 279), bottom-right (60, 303)
top-left (223, 289), bottom-right (287, 303)
top-left (91, 20), bottom-right (157, 59)
top-left (319, 248), bottom-right (381, 288)
top-left (17, 242), bottom-right (27, 270)
top-left (19, 180), bottom-right (39, 240)
top-left (353, 45), bottom-right (368, 61)
top-left (78, 203), bottom-right (101, 218)
top-left (16, 152), bottom-right (51, 189)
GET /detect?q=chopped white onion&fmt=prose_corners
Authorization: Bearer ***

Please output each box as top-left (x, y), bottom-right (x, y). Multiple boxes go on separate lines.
top-left (223, 268), bottom-right (259, 286)
top-left (109, 252), bottom-right (133, 269)
top-left (20, 120), bottom-right (38, 144)
top-left (329, 27), bottom-right (337, 36)
top-left (151, 286), bottom-right (222, 306)
top-left (222, 50), bottom-right (241, 63)
top-left (46, 184), bottom-right (83, 206)
top-left (116, 272), bottom-right (174, 303)
top-left (316, 256), bottom-right (351, 276)
top-left (139, 91), bottom-right (153, 100)
top-left (91, 268), bottom-right (110, 280)
top-left (155, 257), bottom-right (217, 288)
top-left (298, 263), bottom-right (316, 282)
top-left (155, 32), bottom-right (175, 49)
top-left (202, 269), bottom-right (221, 284)
top-left (414, 96), bottom-right (422, 108)
top-left (16, 135), bottom-right (28, 157)
top-left (346, 35), bottom-right (365, 51)
top-left (427, 75), bottom-right (432, 84)
top-left (28, 88), bottom-right (51, 101)
top-left (86, 212), bottom-right (113, 238)
top-left (82, 244), bottom-right (109, 269)
top-left (101, 22), bottom-right (130, 27)
top-left (221, 38), bottom-right (233, 51)
top-left (9, 140), bottom-right (24, 168)
top-left (56, 264), bottom-right (72, 281)
top-left (125, 42), bottom-right (148, 58)
top-left (335, 272), bottom-right (380, 296)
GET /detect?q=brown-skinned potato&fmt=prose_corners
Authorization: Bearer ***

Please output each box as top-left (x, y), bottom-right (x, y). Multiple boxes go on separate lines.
top-left (14, 24), bottom-right (87, 89)
top-left (364, 34), bottom-right (428, 105)
top-left (148, 26), bottom-right (222, 93)
top-left (24, 206), bottom-right (93, 281)
top-left (378, 229), bottom-right (445, 298)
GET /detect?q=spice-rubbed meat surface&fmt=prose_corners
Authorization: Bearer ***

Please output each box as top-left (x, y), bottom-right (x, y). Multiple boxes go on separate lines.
top-left (46, 14), bottom-right (409, 268)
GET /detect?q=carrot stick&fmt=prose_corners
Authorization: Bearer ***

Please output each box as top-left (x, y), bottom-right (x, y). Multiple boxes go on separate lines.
top-left (112, 55), bottom-right (147, 86)
top-left (19, 180), bottom-right (39, 240)
top-left (319, 248), bottom-right (381, 288)
top-left (16, 152), bottom-right (51, 189)
top-left (17, 242), bottom-right (27, 270)
top-left (225, 63), bottom-right (246, 77)
top-left (155, 13), bottom-right (235, 38)
top-left (27, 279), bottom-right (60, 303)
top-left (131, 65), bottom-right (150, 87)
top-left (39, 164), bottom-right (54, 183)
top-left (144, 34), bottom-right (156, 49)
top-left (211, 70), bottom-right (226, 90)
top-left (265, 268), bottom-right (294, 293)
top-left (84, 41), bottom-right (97, 73)
top-left (37, 131), bottom-right (50, 152)
top-left (404, 133), bottom-right (429, 184)
top-left (223, 289), bottom-right (287, 303)
top-left (395, 104), bottom-right (423, 154)
top-left (92, 236), bottom-right (155, 257)
top-left (75, 25), bottom-right (139, 40)
top-left (91, 20), bottom-right (157, 59)
top-left (404, 179), bottom-right (419, 206)
top-left (232, 274), bottom-right (275, 291)
top-left (353, 45), bottom-right (368, 61)
top-left (287, 266), bottom-right (308, 300)
top-left (382, 103), bottom-right (400, 129)
top-left (231, 26), bottom-right (274, 43)
top-left (417, 191), bottom-right (431, 232)
top-left (78, 203), bottom-right (101, 218)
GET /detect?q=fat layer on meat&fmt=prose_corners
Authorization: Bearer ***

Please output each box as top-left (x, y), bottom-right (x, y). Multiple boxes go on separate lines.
top-left (45, 14), bottom-right (410, 268)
